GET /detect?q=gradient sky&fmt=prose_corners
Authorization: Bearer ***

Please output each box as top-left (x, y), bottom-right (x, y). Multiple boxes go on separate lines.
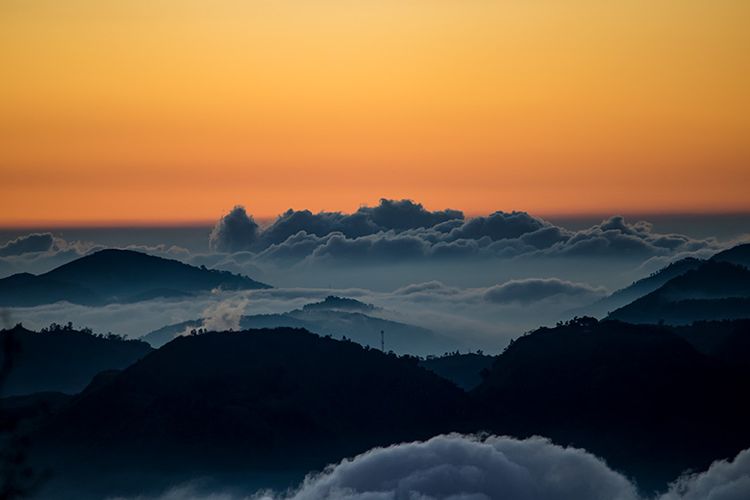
top-left (1, 0), bottom-right (749, 226)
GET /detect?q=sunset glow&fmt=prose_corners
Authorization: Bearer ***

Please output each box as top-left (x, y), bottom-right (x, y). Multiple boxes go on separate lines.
top-left (1, 0), bottom-right (749, 225)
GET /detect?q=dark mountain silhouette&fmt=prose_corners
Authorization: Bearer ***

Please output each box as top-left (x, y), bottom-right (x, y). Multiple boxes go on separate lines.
top-left (711, 242), bottom-right (750, 268)
top-left (15, 318), bottom-right (750, 497)
top-left (608, 260), bottom-right (750, 324)
top-left (301, 295), bottom-right (377, 313)
top-left (0, 324), bottom-right (152, 396)
top-left (419, 352), bottom-right (495, 390)
top-left (142, 300), bottom-right (456, 355)
top-left (0, 249), bottom-right (270, 307)
top-left (472, 317), bottom-right (750, 491)
top-left (668, 319), bottom-right (750, 373)
top-left (32, 328), bottom-right (470, 499)
top-left (569, 257), bottom-right (704, 318)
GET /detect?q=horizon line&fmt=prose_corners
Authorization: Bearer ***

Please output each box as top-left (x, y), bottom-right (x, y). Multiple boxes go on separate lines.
top-left (1, 209), bottom-right (750, 231)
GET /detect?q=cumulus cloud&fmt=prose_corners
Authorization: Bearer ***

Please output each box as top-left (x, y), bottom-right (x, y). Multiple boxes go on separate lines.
top-left (277, 434), bottom-right (640, 500)
top-left (0, 232), bottom-right (57, 257)
top-left (661, 448), bottom-right (750, 500)
top-left (209, 206), bottom-right (260, 253)
top-left (109, 435), bottom-right (750, 500)
top-left (201, 201), bottom-right (722, 266)
top-left (483, 278), bottom-right (606, 305)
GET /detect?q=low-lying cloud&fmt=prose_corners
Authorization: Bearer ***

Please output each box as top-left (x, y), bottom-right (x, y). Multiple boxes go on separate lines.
top-left (484, 278), bottom-right (606, 305)
top-left (1, 200), bottom-right (737, 294)
top-left (203, 200), bottom-right (725, 266)
top-left (109, 434), bottom-right (750, 500)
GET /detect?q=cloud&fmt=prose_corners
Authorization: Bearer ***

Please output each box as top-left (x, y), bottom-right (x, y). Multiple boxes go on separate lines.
top-left (203, 202), bottom-right (722, 266)
top-left (661, 448), bottom-right (750, 500)
top-left (483, 278), bottom-right (606, 305)
top-left (210, 206), bottom-right (260, 253)
top-left (279, 434), bottom-right (640, 500)
top-left (0, 233), bottom-right (57, 257)
top-left (110, 436), bottom-right (750, 500)
top-left (182, 297), bottom-right (249, 336)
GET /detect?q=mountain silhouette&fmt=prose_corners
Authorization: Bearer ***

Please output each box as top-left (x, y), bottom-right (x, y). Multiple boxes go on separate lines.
top-left (472, 317), bottom-right (750, 490)
top-left (419, 352), bottom-right (495, 390)
top-left (142, 299), bottom-right (457, 355)
top-left (31, 328), bottom-right (470, 499)
top-left (711, 242), bottom-right (750, 268)
top-left (301, 295), bottom-right (377, 313)
top-left (568, 257), bottom-right (704, 318)
top-left (0, 249), bottom-right (270, 306)
top-left (0, 324), bottom-right (152, 396)
top-left (608, 260), bottom-right (750, 324)
top-left (668, 319), bottom-right (750, 374)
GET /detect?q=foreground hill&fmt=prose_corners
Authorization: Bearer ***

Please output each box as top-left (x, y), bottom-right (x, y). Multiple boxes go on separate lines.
top-left (419, 352), bottom-right (495, 390)
top-left (0, 249), bottom-right (270, 307)
top-left (143, 296), bottom-right (457, 355)
top-left (32, 328), bottom-right (469, 498)
top-left (608, 261), bottom-right (750, 324)
top-left (473, 317), bottom-right (750, 490)
top-left (0, 324), bottom-right (152, 396)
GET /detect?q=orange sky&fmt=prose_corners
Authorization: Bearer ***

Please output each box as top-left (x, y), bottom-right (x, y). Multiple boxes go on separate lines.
top-left (1, 0), bottom-right (749, 226)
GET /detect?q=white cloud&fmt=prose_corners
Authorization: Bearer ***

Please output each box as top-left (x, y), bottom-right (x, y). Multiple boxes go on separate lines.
top-left (661, 448), bottom-right (750, 500)
top-left (108, 435), bottom-right (750, 500)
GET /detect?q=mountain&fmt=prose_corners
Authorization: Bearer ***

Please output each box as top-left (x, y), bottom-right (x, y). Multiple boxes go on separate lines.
top-left (0, 249), bottom-right (270, 306)
top-left (608, 260), bottom-right (750, 324)
top-left (472, 317), bottom-right (750, 490)
top-left (0, 324), bottom-right (152, 396)
top-left (569, 257), bottom-right (704, 318)
top-left (32, 328), bottom-right (470, 499)
top-left (419, 352), bottom-right (495, 390)
top-left (301, 295), bottom-right (378, 313)
top-left (711, 242), bottom-right (750, 268)
top-left (668, 319), bottom-right (750, 373)
top-left (142, 299), bottom-right (457, 355)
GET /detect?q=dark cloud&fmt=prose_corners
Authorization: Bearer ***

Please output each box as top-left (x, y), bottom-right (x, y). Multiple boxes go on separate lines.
top-left (484, 278), bottom-right (605, 305)
top-left (444, 210), bottom-right (546, 241)
top-left (0, 233), bottom-right (57, 257)
top-left (359, 198), bottom-right (463, 231)
top-left (255, 199), bottom-right (464, 249)
top-left (209, 206), bottom-right (260, 253)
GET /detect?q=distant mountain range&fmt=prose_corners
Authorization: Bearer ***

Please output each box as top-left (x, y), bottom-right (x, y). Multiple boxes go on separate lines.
top-left (0, 324), bottom-right (152, 396)
top-left (570, 257), bottom-right (704, 318)
top-left (570, 242), bottom-right (750, 324)
top-left (143, 295), bottom-right (458, 356)
top-left (712, 242), bottom-right (750, 268)
top-left (608, 260), bottom-right (750, 324)
top-left (0, 249), bottom-right (270, 307)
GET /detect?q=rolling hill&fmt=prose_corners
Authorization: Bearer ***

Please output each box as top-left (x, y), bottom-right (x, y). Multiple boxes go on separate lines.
top-left (142, 296), bottom-right (457, 355)
top-left (0, 324), bottom-right (152, 396)
top-left (473, 317), bottom-right (750, 490)
top-left (0, 249), bottom-right (270, 307)
top-left (32, 328), bottom-right (470, 499)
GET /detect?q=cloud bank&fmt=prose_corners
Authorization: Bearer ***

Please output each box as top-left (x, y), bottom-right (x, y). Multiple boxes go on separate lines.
top-left (203, 200), bottom-right (724, 266)
top-left (111, 434), bottom-right (750, 500)
top-left (0, 200), bottom-right (734, 288)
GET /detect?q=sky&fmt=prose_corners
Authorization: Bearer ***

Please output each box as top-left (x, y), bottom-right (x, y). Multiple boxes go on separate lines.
top-left (1, 0), bottom-right (749, 226)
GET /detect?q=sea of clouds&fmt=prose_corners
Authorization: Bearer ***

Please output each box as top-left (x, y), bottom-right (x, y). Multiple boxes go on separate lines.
top-left (2, 199), bottom-right (748, 348)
